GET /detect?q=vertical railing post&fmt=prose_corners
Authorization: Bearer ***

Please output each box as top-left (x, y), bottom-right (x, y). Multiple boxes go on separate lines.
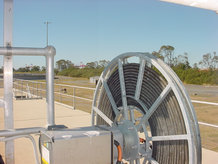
top-left (34, 82), bottom-right (35, 97)
top-left (40, 83), bottom-right (42, 98)
top-left (37, 82), bottom-right (38, 98)
top-left (21, 81), bottom-right (23, 98)
top-left (60, 86), bottom-right (62, 103)
top-left (32, 82), bottom-right (34, 97)
top-left (3, 0), bottom-right (14, 163)
top-left (45, 46), bottom-right (56, 127)
top-left (73, 87), bottom-right (75, 110)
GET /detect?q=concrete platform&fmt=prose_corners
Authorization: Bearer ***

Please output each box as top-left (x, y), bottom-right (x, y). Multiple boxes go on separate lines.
top-left (0, 99), bottom-right (91, 164)
top-left (0, 99), bottom-right (218, 164)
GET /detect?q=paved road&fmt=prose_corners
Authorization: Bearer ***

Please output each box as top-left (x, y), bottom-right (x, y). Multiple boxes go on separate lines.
top-left (185, 84), bottom-right (218, 97)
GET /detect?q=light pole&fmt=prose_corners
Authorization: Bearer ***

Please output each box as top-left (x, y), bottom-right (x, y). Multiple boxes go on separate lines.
top-left (44, 21), bottom-right (51, 46)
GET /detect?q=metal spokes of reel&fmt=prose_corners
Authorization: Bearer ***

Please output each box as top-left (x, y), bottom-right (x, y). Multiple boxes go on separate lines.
top-left (91, 53), bottom-right (201, 164)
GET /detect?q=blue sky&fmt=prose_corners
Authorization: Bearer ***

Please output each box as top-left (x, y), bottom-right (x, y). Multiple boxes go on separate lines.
top-left (0, 0), bottom-right (218, 68)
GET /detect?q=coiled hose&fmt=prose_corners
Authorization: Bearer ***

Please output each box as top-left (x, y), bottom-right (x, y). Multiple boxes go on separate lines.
top-left (96, 62), bottom-right (193, 164)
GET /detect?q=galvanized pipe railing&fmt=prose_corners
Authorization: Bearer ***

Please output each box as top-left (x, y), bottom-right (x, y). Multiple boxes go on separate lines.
top-left (0, 46), bottom-right (56, 126)
top-left (0, 127), bottom-right (45, 137)
top-left (0, 46), bottom-right (55, 164)
top-left (13, 79), bottom-right (94, 110)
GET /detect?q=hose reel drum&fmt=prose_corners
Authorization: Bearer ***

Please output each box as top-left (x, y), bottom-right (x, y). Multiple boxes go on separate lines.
top-left (92, 53), bottom-right (201, 164)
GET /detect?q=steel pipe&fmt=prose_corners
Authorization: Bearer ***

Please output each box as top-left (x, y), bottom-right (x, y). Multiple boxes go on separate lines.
top-left (0, 135), bottom-right (40, 164)
top-left (0, 46), bottom-right (56, 126)
top-left (46, 47), bottom-right (55, 126)
top-left (3, 0), bottom-right (14, 163)
top-left (0, 46), bottom-right (55, 56)
top-left (0, 127), bottom-right (45, 137)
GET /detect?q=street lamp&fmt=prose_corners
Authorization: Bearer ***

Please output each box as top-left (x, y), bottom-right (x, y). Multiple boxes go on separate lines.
top-left (44, 21), bottom-right (51, 46)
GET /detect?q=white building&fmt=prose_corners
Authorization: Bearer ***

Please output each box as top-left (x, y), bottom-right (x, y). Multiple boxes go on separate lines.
top-left (90, 76), bottom-right (100, 84)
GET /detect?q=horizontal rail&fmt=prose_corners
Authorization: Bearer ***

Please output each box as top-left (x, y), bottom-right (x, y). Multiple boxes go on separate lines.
top-left (11, 79), bottom-right (218, 129)
top-left (0, 127), bottom-right (45, 137)
top-left (14, 78), bottom-right (95, 90)
top-left (198, 122), bottom-right (218, 128)
top-left (54, 91), bottom-right (93, 102)
top-left (55, 83), bottom-right (95, 90)
top-left (0, 46), bottom-right (55, 56)
top-left (12, 79), bottom-right (218, 104)
top-left (192, 100), bottom-right (218, 106)
top-left (0, 134), bottom-right (40, 164)
top-left (14, 79), bottom-right (44, 84)
top-left (13, 89), bottom-right (40, 99)
top-left (13, 82), bottom-right (93, 102)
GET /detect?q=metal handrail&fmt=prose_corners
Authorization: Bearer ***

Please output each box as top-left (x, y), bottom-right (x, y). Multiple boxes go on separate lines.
top-left (13, 79), bottom-right (95, 111)
top-left (13, 82), bottom-right (93, 102)
top-left (14, 78), bottom-right (95, 90)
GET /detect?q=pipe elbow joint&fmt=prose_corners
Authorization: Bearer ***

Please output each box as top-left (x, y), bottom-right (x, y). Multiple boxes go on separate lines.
top-left (45, 46), bottom-right (56, 57)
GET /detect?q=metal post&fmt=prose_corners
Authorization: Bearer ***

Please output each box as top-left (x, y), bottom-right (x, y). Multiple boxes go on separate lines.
top-left (60, 86), bottom-right (62, 103)
top-left (46, 47), bottom-right (55, 126)
top-left (33, 82), bottom-right (35, 97)
top-left (3, 0), bottom-right (14, 163)
top-left (22, 81), bottom-right (23, 98)
top-left (37, 82), bottom-right (38, 98)
top-left (44, 21), bottom-right (51, 46)
top-left (73, 88), bottom-right (75, 110)
top-left (40, 83), bottom-right (42, 98)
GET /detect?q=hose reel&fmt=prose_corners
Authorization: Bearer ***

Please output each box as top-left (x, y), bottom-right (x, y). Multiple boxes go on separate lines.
top-left (92, 53), bottom-right (201, 164)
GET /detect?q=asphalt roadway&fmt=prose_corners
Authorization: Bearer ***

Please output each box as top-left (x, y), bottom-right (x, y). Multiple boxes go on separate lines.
top-left (185, 84), bottom-right (218, 97)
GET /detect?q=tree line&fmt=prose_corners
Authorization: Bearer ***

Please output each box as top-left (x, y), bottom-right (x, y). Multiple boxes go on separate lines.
top-left (0, 65), bottom-right (46, 74)
top-left (152, 45), bottom-right (218, 85)
top-left (2, 45), bottom-right (217, 85)
top-left (55, 60), bottom-right (109, 78)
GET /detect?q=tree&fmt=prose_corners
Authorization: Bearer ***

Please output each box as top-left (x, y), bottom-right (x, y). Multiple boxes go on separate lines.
top-left (31, 65), bottom-right (40, 72)
top-left (56, 59), bottom-right (74, 71)
top-left (159, 45), bottom-right (175, 66)
top-left (152, 51), bottom-right (164, 60)
top-left (177, 53), bottom-right (190, 69)
top-left (98, 60), bottom-right (110, 68)
top-left (86, 61), bottom-right (98, 68)
top-left (213, 52), bottom-right (218, 69)
top-left (16, 66), bottom-right (30, 72)
top-left (193, 63), bottom-right (198, 69)
top-left (198, 52), bottom-right (218, 70)
top-left (41, 66), bottom-right (46, 72)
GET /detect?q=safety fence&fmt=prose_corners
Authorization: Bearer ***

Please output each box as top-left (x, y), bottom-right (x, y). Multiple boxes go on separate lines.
top-left (1, 78), bottom-right (218, 151)
top-left (1, 78), bottom-right (218, 129)
top-left (11, 79), bottom-right (95, 113)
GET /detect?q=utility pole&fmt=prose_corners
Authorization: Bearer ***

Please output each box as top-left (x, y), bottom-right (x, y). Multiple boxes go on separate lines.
top-left (44, 21), bottom-right (51, 46)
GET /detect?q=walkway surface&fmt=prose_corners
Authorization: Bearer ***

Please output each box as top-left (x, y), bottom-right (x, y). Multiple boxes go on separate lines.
top-left (0, 98), bottom-right (218, 164)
